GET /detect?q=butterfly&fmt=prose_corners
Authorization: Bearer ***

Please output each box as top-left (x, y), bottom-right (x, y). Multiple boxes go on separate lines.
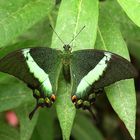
top-left (0, 27), bottom-right (137, 119)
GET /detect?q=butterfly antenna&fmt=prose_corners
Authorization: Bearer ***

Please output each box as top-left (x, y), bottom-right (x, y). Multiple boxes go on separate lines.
top-left (49, 24), bottom-right (65, 45)
top-left (68, 25), bottom-right (86, 45)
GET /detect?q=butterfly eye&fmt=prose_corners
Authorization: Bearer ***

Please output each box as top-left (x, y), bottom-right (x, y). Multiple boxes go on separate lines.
top-left (71, 95), bottom-right (77, 104)
top-left (50, 94), bottom-right (56, 102)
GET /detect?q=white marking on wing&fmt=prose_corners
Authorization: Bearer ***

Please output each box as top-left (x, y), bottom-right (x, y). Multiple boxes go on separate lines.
top-left (22, 49), bottom-right (52, 93)
top-left (76, 52), bottom-right (112, 96)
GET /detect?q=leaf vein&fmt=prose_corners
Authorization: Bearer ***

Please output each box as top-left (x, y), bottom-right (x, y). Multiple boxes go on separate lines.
top-left (0, 0), bottom-right (42, 26)
top-left (73, 0), bottom-right (83, 41)
top-left (97, 27), bottom-right (107, 50)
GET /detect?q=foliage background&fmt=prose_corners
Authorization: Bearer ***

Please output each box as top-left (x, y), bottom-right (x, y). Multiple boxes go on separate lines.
top-left (0, 0), bottom-right (140, 140)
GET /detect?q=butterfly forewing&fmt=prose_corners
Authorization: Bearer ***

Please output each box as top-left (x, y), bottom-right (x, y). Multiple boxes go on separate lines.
top-left (29, 47), bottom-right (62, 92)
top-left (0, 47), bottom-right (62, 94)
top-left (0, 50), bottom-right (40, 88)
top-left (93, 52), bottom-right (137, 89)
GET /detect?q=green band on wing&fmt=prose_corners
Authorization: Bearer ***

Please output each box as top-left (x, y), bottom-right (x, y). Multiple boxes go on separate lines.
top-left (76, 52), bottom-right (112, 98)
top-left (22, 49), bottom-right (53, 96)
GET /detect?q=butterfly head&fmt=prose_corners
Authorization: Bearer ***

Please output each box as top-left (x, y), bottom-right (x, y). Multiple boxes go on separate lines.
top-left (63, 45), bottom-right (72, 52)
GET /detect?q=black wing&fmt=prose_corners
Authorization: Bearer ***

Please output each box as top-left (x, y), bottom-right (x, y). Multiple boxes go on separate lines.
top-left (70, 49), bottom-right (137, 99)
top-left (0, 47), bottom-right (62, 92)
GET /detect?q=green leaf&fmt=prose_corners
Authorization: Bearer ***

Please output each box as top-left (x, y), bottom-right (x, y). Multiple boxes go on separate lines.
top-left (51, 0), bottom-right (99, 139)
top-left (102, 0), bottom-right (140, 41)
top-left (30, 128), bottom-right (41, 140)
top-left (72, 111), bottom-right (104, 140)
top-left (0, 0), bottom-right (54, 48)
top-left (16, 4), bottom-right (60, 47)
top-left (15, 102), bottom-right (39, 140)
top-left (0, 120), bottom-right (20, 140)
top-left (31, 109), bottom-right (56, 140)
top-left (127, 40), bottom-right (140, 70)
top-left (51, 0), bottom-right (98, 50)
top-left (56, 73), bottom-right (76, 140)
top-left (95, 4), bottom-right (136, 139)
top-left (0, 75), bottom-right (33, 112)
top-left (128, 40), bottom-right (140, 65)
top-left (117, 0), bottom-right (140, 27)
top-left (0, 40), bottom-right (40, 58)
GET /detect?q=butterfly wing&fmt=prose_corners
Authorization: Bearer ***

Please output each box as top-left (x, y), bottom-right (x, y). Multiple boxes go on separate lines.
top-left (0, 47), bottom-right (62, 96)
top-left (70, 49), bottom-right (137, 99)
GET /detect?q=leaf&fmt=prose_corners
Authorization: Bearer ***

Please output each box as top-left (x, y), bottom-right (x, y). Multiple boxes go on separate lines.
top-left (0, 75), bottom-right (33, 112)
top-left (30, 128), bottom-right (41, 140)
top-left (127, 40), bottom-right (140, 75)
top-left (51, 0), bottom-right (99, 139)
top-left (0, 40), bottom-right (39, 58)
top-left (15, 102), bottom-right (39, 140)
top-left (102, 0), bottom-right (140, 41)
top-left (128, 40), bottom-right (140, 65)
top-left (31, 109), bottom-right (56, 140)
top-left (17, 3), bottom-right (60, 47)
top-left (51, 0), bottom-right (99, 50)
top-left (55, 73), bottom-right (76, 140)
top-left (0, 0), bottom-right (54, 48)
top-left (95, 4), bottom-right (136, 139)
top-left (117, 0), bottom-right (140, 27)
top-left (72, 111), bottom-right (104, 140)
top-left (0, 120), bottom-right (20, 140)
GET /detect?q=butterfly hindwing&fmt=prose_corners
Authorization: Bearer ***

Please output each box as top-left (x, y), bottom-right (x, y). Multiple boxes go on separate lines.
top-left (70, 49), bottom-right (137, 99)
